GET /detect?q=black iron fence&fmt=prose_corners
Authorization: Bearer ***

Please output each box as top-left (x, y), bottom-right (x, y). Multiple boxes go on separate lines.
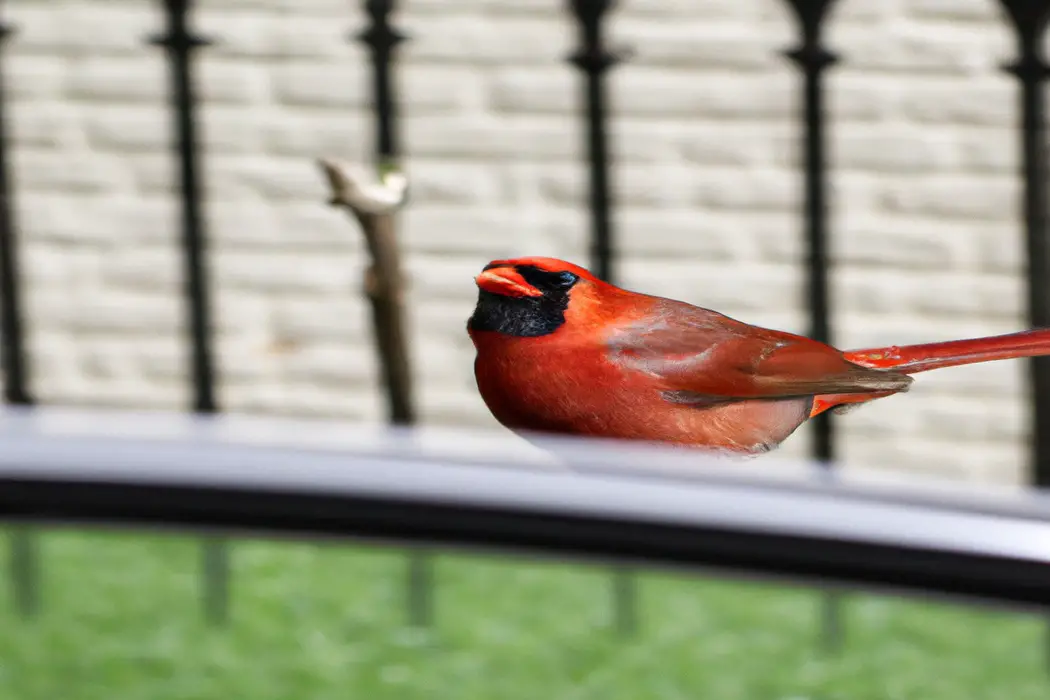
top-left (0, 0), bottom-right (1049, 663)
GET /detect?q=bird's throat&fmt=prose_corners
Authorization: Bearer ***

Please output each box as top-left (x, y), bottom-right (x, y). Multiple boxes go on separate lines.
top-left (468, 290), bottom-right (568, 337)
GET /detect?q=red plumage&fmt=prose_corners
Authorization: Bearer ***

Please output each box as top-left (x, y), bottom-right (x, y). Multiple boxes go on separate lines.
top-left (467, 257), bottom-right (1050, 454)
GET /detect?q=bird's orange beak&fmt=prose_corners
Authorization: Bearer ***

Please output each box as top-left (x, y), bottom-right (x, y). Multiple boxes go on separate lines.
top-left (475, 266), bottom-right (543, 298)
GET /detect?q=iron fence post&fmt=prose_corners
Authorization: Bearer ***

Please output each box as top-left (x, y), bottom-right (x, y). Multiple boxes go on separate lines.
top-left (998, 1), bottom-right (1050, 487)
top-left (0, 9), bottom-right (39, 620)
top-left (355, 0), bottom-right (433, 629)
top-left (783, 0), bottom-right (841, 652)
top-left (998, 0), bottom-right (1050, 673)
top-left (567, 0), bottom-right (637, 635)
top-left (149, 0), bottom-right (228, 625)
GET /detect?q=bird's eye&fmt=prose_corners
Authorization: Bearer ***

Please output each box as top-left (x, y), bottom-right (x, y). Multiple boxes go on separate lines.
top-left (555, 271), bottom-right (578, 287)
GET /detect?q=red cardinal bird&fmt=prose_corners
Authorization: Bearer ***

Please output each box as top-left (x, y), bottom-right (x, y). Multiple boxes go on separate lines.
top-left (467, 256), bottom-right (1050, 455)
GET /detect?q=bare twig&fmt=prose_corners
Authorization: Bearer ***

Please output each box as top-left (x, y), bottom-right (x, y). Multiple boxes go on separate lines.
top-left (319, 157), bottom-right (409, 219)
top-left (317, 157), bottom-right (413, 424)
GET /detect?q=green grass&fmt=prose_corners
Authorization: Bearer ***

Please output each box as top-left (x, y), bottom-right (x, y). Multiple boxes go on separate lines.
top-left (0, 528), bottom-right (1046, 700)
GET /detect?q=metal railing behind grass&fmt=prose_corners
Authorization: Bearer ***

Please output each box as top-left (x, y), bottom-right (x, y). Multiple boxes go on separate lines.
top-left (4, 407), bottom-right (1050, 618)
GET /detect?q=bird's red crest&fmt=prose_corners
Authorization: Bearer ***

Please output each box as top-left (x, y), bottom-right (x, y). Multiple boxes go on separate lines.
top-left (483, 257), bottom-right (603, 284)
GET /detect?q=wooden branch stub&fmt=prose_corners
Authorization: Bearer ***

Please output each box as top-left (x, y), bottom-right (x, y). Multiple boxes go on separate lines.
top-left (317, 157), bottom-right (408, 219)
top-left (317, 155), bottom-right (415, 425)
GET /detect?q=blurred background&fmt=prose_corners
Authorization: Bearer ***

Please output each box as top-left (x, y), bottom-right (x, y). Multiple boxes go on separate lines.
top-left (2, 0), bottom-right (1050, 698)
top-left (5, 0), bottom-right (1032, 481)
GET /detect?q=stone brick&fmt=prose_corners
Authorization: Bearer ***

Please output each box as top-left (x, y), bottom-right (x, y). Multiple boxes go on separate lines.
top-left (614, 22), bottom-right (780, 70)
top-left (952, 127), bottom-right (1016, 174)
top-left (200, 0), bottom-right (348, 13)
top-left (275, 203), bottom-right (369, 252)
top-left (82, 106), bottom-right (169, 153)
top-left (622, 0), bottom-right (762, 19)
top-left (834, 315), bottom-right (1025, 355)
top-left (620, 164), bottom-right (703, 207)
top-left (80, 339), bottom-right (155, 381)
top-left (15, 149), bottom-right (136, 193)
top-left (197, 59), bottom-right (273, 105)
top-left (213, 293), bottom-right (273, 335)
top-left (403, 0), bottom-right (549, 15)
top-left (272, 61), bottom-right (368, 108)
top-left (277, 342), bottom-right (379, 384)
top-left (39, 291), bottom-right (182, 334)
top-left (271, 17), bottom-right (357, 60)
top-left (21, 244), bottom-right (99, 286)
top-left (536, 163), bottom-right (784, 210)
top-left (840, 435), bottom-right (1027, 484)
top-left (269, 296), bottom-right (372, 342)
top-left (516, 206), bottom-right (590, 261)
top-left (612, 70), bottom-right (793, 120)
top-left (9, 102), bottom-right (84, 150)
top-left (404, 159), bottom-right (508, 205)
top-left (207, 155), bottom-right (332, 201)
top-left (692, 167), bottom-right (797, 211)
top-left (5, 56), bottom-right (67, 99)
top-left (50, 379), bottom-right (188, 411)
top-left (897, 79), bottom-right (1015, 126)
top-left (834, 126), bottom-right (960, 174)
top-left (917, 397), bottom-right (1026, 442)
top-left (834, 24), bottom-right (1003, 76)
top-left (906, 0), bottom-right (1001, 21)
top-left (400, 65), bottom-right (486, 115)
top-left (212, 249), bottom-right (356, 293)
top-left (68, 56), bottom-right (168, 103)
top-left (826, 75), bottom-right (900, 122)
top-left (210, 200), bottom-right (355, 250)
top-left (219, 381), bottom-right (293, 415)
top-left (198, 11), bottom-right (350, 61)
top-left (122, 153), bottom-right (176, 195)
top-left (877, 175), bottom-right (1016, 221)
top-left (400, 207), bottom-right (532, 257)
top-left (678, 123), bottom-right (791, 167)
top-left (747, 214), bottom-right (806, 263)
top-left (609, 122), bottom-right (684, 164)
top-left (406, 298), bottom-right (475, 338)
top-left (215, 335), bottom-right (280, 382)
top-left (404, 115), bottom-right (577, 160)
top-left (976, 225), bottom-right (1026, 273)
top-left (833, 217), bottom-right (990, 271)
top-left (201, 106), bottom-right (269, 155)
top-left (18, 193), bottom-right (177, 244)
top-left (615, 209), bottom-right (758, 260)
top-left (262, 382), bottom-right (383, 420)
top-left (835, 268), bottom-right (1021, 319)
top-left (830, 1), bottom-right (909, 21)
top-left (102, 246), bottom-right (181, 293)
top-left (262, 111), bottom-right (367, 159)
top-left (488, 69), bottom-right (575, 115)
top-left (404, 254), bottom-right (488, 300)
top-left (404, 16), bottom-right (572, 65)
top-left (112, 196), bottom-right (181, 243)
top-left (7, 2), bottom-right (156, 57)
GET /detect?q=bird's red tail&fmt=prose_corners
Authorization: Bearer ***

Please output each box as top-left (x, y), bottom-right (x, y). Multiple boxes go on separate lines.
top-left (843, 328), bottom-right (1050, 374)
top-left (810, 328), bottom-right (1050, 417)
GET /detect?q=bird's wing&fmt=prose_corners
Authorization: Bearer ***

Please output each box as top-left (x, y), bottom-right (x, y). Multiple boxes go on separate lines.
top-left (605, 301), bottom-right (912, 402)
